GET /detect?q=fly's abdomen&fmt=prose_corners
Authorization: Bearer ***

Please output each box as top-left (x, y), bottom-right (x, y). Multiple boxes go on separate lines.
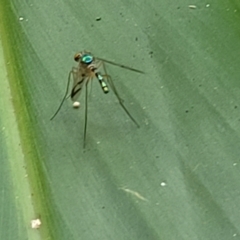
top-left (96, 72), bottom-right (109, 94)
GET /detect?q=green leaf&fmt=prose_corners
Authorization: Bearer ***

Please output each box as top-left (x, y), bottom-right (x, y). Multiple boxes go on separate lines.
top-left (1, 0), bottom-right (239, 239)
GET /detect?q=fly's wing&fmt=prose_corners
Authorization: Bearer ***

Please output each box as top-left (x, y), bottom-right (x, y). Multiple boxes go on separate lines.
top-left (95, 57), bottom-right (144, 74)
top-left (70, 66), bottom-right (88, 102)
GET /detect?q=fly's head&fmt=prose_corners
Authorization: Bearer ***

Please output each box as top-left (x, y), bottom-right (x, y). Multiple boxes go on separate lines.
top-left (74, 51), bottom-right (94, 65)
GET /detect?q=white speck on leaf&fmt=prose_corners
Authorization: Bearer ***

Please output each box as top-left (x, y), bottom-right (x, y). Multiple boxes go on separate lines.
top-left (120, 187), bottom-right (148, 201)
top-left (161, 182), bottom-right (166, 187)
top-left (188, 5), bottom-right (197, 9)
top-left (31, 219), bottom-right (41, 229)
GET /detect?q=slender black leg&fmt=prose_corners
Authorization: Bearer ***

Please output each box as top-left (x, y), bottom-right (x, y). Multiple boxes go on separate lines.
top-left (83, 80), bottom-right (89, 148)
top-left (102, 63), bottom-right (139, 128)
top-left (50, 70), bottom-right (73, 120)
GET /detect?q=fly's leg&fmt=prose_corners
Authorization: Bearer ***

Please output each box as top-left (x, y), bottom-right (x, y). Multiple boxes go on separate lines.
top-left (50, 68), bottom-right (76, 120)
top-left (83, 79), bottom-right (90, 148)
top-left (96, 56), bottom-right (144, 74)
top-left (102, 63), bottom-right (139, 128)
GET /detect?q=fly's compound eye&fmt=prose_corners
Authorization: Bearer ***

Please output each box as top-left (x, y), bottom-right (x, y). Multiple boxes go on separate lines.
top-left (81, 54), bottom-right (93, 65)
top-left (74, 53), bottom-right (81, 62)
